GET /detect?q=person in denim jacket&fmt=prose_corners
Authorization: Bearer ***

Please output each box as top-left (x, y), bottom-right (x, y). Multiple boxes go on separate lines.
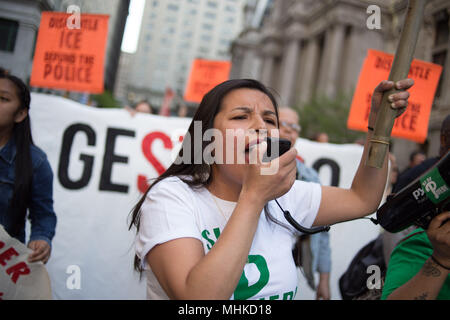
top-left (0, 69), bottom-right (56, 264)
top-left (279, 107), bottom-right (332, 300)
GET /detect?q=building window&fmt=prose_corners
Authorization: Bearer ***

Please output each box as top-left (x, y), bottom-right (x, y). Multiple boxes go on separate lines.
top-left (433, 51), bottom-right (447, 98)
top-left (0, 18), bottom-right (19, 52)
top-left (225, 5), bottom-right (235, 13)
top-left (164, 26), bottom-right (176, 35)
top-left (201, 34), bottom-right (212, 42)
top-left (207, 1), bottom-right (218, 9)
top-left (167, 4), bottom-right (179, 11)
top-left (202, 23), bottom-right (214, 31)
top-left (182, 30), bottom-right (193, 38)
top-left (204, 12), bottom-right (216, 19)
top-left (219, 38), bottom-right (230, 47)
top-left (225, 16), bottom-right (235, 24)
top-left (178, 42), bottom-right (190, 49)
top-left (198, 46), bottom-right (209, 55)
top-left (432, 10), bottom-right (449, 98)
top-left (161, 37), bottom-right (172, 46)
top-left (217, 50), bottom-right (229, 57)
top-left (434, 10), bottom-right (449, 46)
top-left (165, 16), bottom-right (177, 23)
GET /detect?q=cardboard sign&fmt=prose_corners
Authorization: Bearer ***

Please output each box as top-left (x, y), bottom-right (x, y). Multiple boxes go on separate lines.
top-left (0, 226), bottom-right (52, 300)
top-left (184, 59), bottom-right (231, 103)
top-left (347, 49), bottom-right (443, 143)
top-left (30, 12), bottom-right (109, 94)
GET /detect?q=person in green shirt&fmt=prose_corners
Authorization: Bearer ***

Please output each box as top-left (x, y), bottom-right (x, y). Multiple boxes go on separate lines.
top-left (381, 211), bottom-right (450, 300)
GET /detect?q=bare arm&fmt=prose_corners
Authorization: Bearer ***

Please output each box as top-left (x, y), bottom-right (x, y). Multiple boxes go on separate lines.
top-left (314, 79), bottom-right (414, 226)
top-left (147, 191), bottom-right (265, 299)
top-left (316, 273), bottom-right (330, 300)
top-left (386, 257), bottom-right (448, 300)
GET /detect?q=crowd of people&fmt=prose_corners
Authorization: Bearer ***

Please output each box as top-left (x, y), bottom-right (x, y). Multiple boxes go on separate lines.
top-left (1, 66), bottom-right (448, 300)
top-left (124, 98), bottom-right (188, 118)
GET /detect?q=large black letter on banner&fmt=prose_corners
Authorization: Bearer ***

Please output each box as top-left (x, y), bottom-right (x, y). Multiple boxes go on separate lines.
top-left (312, 158), bottom-right (340, 187)
top-left (58, 123), bottom-right (96, 189)
top-left (99, 128), bottom-right (135, 193)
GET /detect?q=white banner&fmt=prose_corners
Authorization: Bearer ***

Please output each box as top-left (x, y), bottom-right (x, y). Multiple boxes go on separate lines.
top-left (27, 93), bottom-right (380, 300)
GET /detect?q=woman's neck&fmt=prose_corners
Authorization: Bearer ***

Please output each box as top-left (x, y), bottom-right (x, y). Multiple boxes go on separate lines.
top-left (207, 167), bottom-right (241, 202)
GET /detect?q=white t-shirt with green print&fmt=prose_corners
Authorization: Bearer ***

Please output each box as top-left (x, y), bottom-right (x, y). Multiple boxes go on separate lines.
top-left (135, 176), bottom-right (322, 300)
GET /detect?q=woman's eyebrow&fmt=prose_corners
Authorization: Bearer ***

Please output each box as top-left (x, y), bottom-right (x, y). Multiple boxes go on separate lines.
top-left (263, 110), bottom-right (276, 116)
top-left (231, 106), bottom-right (252, 113)
top-left (231, 107), bottom-right (276, 116)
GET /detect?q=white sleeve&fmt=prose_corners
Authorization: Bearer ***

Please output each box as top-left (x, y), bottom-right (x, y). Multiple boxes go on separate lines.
top-left (287, 180), bottom-right (322, 229)
top-left (135, 177), bottom-right (202, 269)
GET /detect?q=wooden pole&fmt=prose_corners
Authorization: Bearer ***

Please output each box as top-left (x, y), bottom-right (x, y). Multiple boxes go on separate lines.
top-left (366, 0), bottom-right (426, 168)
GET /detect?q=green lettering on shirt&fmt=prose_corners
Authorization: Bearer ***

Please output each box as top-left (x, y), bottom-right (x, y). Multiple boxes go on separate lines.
top-left (258, 287), bottom-right (297, 300)
top-left (201, 230), bottom-right (215, 250)
top-left (201, 227), bottom-right (221, 250)
top-left (234, 255), bottom-right (270, 300)
top-left (283, 291), bottom-right (294, 300)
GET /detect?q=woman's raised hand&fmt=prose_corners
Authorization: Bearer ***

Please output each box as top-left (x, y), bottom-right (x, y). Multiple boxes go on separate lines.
top-left (241, 141), bottom-right (298, 204)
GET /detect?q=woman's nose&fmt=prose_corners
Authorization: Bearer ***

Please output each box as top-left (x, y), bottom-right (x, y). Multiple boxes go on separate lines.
top-left (251, 115), bottom-right (267, 131)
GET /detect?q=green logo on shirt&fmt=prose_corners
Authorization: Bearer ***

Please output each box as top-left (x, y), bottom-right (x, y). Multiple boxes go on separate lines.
top-left (201, 228), bottom-right (270, 299)
top-left (234, 255), bottom-right (270, 300)
top-left (420, 168), bottom-right (450, 204)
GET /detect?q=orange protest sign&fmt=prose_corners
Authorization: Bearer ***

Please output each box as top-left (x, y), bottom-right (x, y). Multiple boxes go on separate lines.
top-left (347, 49), bottom-right (442, 143)
top-left (184, 59), bottom-right (232, 103)
top-left (30, 12), bottom-right (109, 94)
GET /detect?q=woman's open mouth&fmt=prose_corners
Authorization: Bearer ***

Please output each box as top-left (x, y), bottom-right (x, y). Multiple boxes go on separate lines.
top-left (244, 138), bottom-right (266, 163)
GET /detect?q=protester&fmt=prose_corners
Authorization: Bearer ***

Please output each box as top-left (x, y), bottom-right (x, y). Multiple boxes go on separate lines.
top-left (407, 150), bottom-right (426, 170)
top-left (394, 150), bottom-right (426, 185)
top-left (126, 100), bottom-right (154, 116)
top-left (381, 212), bottom-right (450, 300)
top-left (135, 100), bottom-right (154, 114)
top-left (0, 69), bottom-right (56, 264)
top-left (314, 132), bottom-right (329, 143)
top-left (393, 115), bottom-right (450, 194)
top-left (381, 115), bottom-right (450, 300)
top-left (279, 107), bottom-right (331, 300)
top-left (130, 77), bottom-right (413, 300)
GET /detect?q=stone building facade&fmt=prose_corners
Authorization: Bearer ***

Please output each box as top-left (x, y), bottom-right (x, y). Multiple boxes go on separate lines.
top-left (0, 0), bottom-right (54, 81)
top-left (231, 0), bottom-right (450, 169)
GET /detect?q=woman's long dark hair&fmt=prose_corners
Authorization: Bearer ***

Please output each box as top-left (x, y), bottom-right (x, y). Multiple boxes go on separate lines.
top-left (129, 79), bottom-right (289, 272)
top-left (0, 70), bottom-right (34, 239)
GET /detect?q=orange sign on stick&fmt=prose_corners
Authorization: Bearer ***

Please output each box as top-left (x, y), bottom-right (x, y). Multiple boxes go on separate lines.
top-left (30, 12), bottom-right (109, 94)
top-left (347, 49), bottom-right (442, 143)
top-left (184, 59), bottom-right (232, 103)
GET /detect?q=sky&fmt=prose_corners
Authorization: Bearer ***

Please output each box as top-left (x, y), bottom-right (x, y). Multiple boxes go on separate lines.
top-left (121, 0), bottom-right (145, 53)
